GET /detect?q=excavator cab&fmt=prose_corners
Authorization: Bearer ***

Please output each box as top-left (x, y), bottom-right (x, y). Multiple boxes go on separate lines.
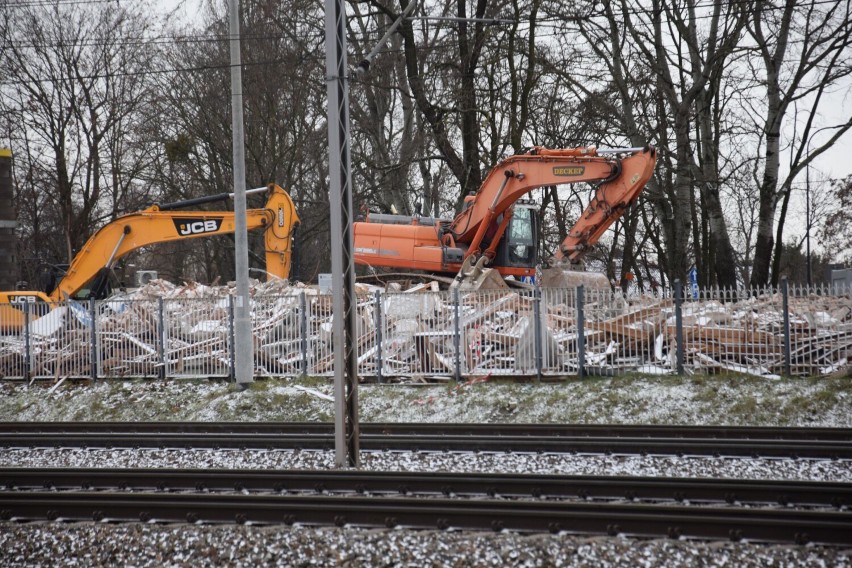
top-left (79, 267), bottom-right (119, 300)
top-left (492, 201), bottom-right (539, 270)
top-left (451, 202), bottom-right (540, 291)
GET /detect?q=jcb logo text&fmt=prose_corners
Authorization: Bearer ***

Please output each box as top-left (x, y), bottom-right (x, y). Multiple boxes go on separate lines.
top-left (174, 218), bottom-right (222, 236)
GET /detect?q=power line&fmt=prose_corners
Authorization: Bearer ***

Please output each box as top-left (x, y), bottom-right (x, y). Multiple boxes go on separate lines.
top-left (580, 0), bottom-right (847, 22)
top-left (3, 0), bottom-right (845, 51)
top-left (0, 56), bottom-right (325, 87)
top-left (4, 32), bottom-right (325, 51)
top-left (1, 0), bottom-right (845, 86)
top-left (1, 0), bottom-right (119, 7)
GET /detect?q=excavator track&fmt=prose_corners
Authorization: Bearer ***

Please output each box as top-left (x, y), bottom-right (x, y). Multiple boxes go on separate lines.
top-left (356, 272), bottom-right (533, 290)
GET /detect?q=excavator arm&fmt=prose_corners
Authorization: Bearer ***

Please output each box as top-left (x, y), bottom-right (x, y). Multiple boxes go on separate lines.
top-left (48, 184), bottom-right (299, 301)
top-left (553, 147), bottom-right (656, 263)
top-left (0, 184), bottom-right (298, 331)
top-left (449, 146), bottom-right (656, 263)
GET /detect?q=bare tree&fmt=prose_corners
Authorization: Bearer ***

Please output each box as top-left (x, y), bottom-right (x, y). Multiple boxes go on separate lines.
top-left (145, 0), bottom-right (330, 282)
top-left (747, 0), bottom-right (852, 286)
top-left (583, 0), bottom-right (745, 287)
top-left (1, 1), bottom-right (158, 269)
top-left (366, 0), bottom-right (499, 208)
top-left (348, 4), bottom-right (428, 216)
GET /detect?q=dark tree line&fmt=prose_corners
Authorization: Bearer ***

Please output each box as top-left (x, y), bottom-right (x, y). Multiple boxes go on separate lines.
top-left (1, 0), bottom-right (850, 290)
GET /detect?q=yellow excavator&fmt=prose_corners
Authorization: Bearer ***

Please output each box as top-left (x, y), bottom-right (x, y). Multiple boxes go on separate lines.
top-left (0, 184), bottom-right (299, 328)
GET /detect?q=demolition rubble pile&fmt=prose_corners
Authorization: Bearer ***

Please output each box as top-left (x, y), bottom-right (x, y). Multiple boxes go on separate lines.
top-left (0, 280), bottom-right (849, 380)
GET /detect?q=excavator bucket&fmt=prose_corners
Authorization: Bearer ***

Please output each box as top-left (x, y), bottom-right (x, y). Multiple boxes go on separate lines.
top-left (539, 266), bottom-right (611, 290)
top-left (450, 256), bottom-right (509, 291)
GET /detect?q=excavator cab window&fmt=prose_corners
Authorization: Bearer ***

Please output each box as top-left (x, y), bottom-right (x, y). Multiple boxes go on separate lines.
top-left (494, 204), bottom-right (538, 269)
top-left (35, 263), bottom-right (68, 296)
top-left (75, 268), bottom-right (118, 301)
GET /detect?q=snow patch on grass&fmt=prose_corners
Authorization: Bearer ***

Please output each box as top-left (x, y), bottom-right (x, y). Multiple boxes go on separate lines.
top-left (1, 374), bottom-right (849, 426)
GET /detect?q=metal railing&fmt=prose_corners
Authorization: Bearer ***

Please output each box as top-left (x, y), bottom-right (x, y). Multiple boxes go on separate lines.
top-left (0, 279), bottom-right (848, 381)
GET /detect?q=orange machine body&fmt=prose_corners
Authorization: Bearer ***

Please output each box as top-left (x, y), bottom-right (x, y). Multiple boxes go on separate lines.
top-left (353, 146), bottom-right (656, 277)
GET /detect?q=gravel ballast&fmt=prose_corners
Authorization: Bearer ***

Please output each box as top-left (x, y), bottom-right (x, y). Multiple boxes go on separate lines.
top-left (1, 374), bottom-right (850, 565)
top-left (1, 523), bottom-right (849, 568)
top-left (2, 448), bottom-right (850, 483)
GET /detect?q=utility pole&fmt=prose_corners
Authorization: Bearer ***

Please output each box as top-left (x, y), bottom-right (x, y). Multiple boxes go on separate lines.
top-left (806, 162), bottom-right (812, 287)
top-left (325, 0), bottom-right (360, 467)
top-left (228, 0), bottom-right (253, 387)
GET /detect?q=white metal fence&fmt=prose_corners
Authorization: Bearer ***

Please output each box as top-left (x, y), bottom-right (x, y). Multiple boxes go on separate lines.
top-left (0, 281), bottom-right (848, 381)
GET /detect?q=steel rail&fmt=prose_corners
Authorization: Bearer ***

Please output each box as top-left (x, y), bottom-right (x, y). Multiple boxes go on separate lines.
top-left (1, 431), bottom-right (849, 458)
top-left (2, 422), bottom-right (849, 440)
top-left (0, 490), bottom-right (849, 545)
top-left (1, 468), bottom-right (849, 509)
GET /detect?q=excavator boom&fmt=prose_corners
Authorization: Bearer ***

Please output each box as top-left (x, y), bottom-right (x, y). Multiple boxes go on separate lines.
top-left (449, 146), bottom-right (655, 259)
top-left (0, 184), bottom-right (299, 328)
top-left (49, 184), bottom-right (299, 301)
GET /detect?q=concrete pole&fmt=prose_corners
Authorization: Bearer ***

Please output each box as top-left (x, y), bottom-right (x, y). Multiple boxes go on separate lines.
top-left (325, 0), bottom-right (360, 467)
top-left (228, 0), bottom-right (253, 387)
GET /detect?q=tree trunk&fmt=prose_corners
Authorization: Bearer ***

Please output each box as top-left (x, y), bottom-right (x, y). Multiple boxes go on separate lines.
top-left (697, 89), bottom-right (738, 289)
top-left (749, 118), bottom-right (781, 288)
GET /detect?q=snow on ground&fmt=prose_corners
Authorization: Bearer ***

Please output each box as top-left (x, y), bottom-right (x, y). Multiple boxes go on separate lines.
top-left (0, 374), bottom-right (849, 426)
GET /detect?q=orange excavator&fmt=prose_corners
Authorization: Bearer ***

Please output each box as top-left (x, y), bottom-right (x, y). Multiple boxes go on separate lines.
top-left (0, 184), bottom-right (299, 326)
top-left (353, 145), bottom-right (656, 288)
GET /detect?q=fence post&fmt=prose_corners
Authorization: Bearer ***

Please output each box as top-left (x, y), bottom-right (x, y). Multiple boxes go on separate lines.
top-left (577, 284), bottom-right (585, 379)
top-left (23, 302), bottom-right (31, 381)
top-left (674, 279), bottom-right (684, 375)
top-left (374, 289), bottom-right (383, 383)
top-left (299, 291), bottom-right (309, 377)
top-left (533, 285), bottom-right (542, 382)
top-left (157, 297), bottom-right (166, 380)
top-left (782, 277), bottom-right (791, 377)
top-left (89, 298), bottom-right (98, 381)
top-left (228, 294), bottom-right (236, 382)
top-left (453, 287), bottom-right (461, 382)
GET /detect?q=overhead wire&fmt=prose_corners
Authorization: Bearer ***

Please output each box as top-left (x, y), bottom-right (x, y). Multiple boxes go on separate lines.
top-left (0, 0), bottom-right (843, 59)
top-left (0, 0), bottom-right (845, 92)
top-left (1, 0), bottom-right (118, 7)
top-left (2, 0), bottom-right (846, 48)
top-left (0, 55), bottom-right (327, 87)
top-left (5, 31), bottom-right (325, 50)
top-left (0, 0), bottom-right (844, 9)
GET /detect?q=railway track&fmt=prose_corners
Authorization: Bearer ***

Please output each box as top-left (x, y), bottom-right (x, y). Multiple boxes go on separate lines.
top-left (1, 422), bottom-right (850, 458)
top-left (2, 467), bottom-right (849, 508)
top-left (1, 484), bottom-right (849, 545)
top-left (3, 423), bottom-right (851, 546)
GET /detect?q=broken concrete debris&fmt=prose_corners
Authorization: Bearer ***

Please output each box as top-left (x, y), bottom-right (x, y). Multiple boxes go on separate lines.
top-left (0, 279), bottom-right (848, 380)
